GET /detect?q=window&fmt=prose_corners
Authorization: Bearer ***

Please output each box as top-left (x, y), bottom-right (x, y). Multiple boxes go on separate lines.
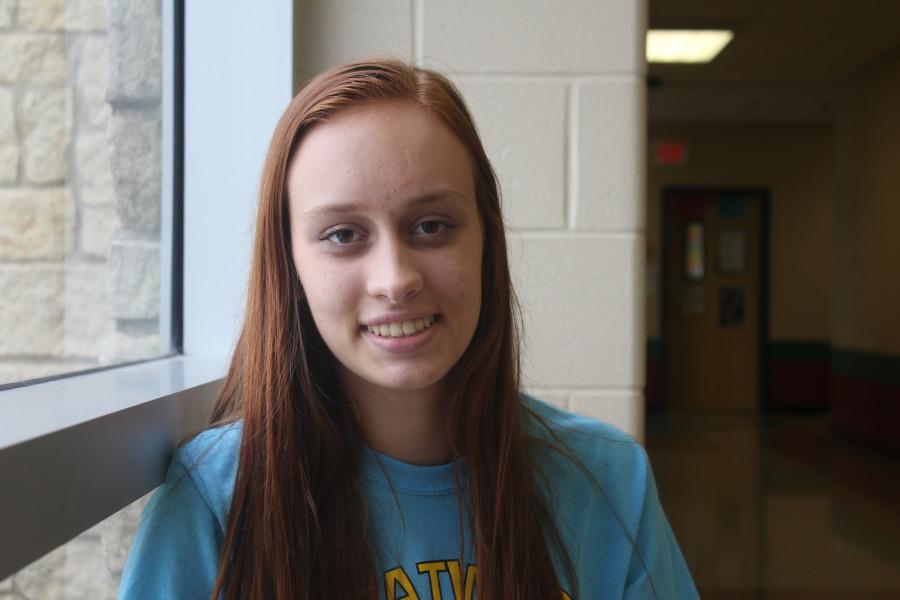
top-left (0, 0), bottom-right (174, 390)
top-left (0, 1), bottom-right (292, 593)
top-left (1, 0), bottom-right (180, 593)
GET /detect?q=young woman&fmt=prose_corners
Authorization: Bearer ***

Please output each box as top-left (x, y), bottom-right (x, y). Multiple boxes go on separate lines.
top-left (119, 58), bottom-right (699, 600)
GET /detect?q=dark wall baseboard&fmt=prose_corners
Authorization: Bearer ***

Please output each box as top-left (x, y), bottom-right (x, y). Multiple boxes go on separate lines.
top-left (767, 340), bottom-right (832, 410)
top-left (646, 341), bottom-right (900, 450)
top-left (831, 348), bottom-right (900, 452)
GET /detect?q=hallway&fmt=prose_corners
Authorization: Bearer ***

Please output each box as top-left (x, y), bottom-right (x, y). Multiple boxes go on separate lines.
top-left (645, 411), bottom-right (900, 599)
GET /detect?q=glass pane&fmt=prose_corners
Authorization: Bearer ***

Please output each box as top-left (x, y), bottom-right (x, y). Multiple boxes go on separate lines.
top-left (0, 0), bottom-right (171, 387)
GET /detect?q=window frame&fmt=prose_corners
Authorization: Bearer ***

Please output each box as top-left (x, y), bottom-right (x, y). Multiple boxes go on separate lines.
top-left (0, 0), bottom-right (294, 580)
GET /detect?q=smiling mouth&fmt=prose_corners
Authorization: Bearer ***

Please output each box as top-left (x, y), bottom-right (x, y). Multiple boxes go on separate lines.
top-left (364, 315), bottom-right (439, 338)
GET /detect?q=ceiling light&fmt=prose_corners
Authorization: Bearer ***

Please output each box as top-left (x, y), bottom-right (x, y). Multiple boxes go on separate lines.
top-left (646, 30), bottom-right (734, 63)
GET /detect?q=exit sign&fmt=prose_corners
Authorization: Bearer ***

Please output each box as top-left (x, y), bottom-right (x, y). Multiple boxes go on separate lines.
top-left (653, 141), bottom-right (688, 165)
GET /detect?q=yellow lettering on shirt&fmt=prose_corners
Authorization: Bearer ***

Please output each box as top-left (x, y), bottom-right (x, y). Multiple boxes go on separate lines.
top-left (417, 561), bottom-right (448, 600)
top-left (448, 561), bottom-right (476, 600)
top-left (384, 566), bottom-right (420, 600)
top-left (385, 559), bottom-right (570, 599)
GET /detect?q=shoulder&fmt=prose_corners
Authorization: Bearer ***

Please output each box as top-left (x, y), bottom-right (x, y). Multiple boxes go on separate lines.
top-left (523, 394), bottom-right (637, 443)
top-left (119, 423), bottom-right (241, 599)
top-left (168, 420), bottom-right (243, 531)
top-left (523, 393), bottom-right (646, 467)
top-left (522, 395), bottom-right (701, 598)
top-left (522, 394), bottom-right (651, 519)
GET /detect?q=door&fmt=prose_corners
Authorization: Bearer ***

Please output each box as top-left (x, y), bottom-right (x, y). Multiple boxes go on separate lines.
top-left (664, 189), bottom-right (765, 412)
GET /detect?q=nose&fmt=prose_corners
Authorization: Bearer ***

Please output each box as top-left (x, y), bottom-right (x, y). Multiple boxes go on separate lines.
top-left (366, 237), bottom-right (424, 304)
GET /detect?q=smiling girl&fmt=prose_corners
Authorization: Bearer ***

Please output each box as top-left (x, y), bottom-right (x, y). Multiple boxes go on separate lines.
top-left (118, 59), bottom-right (699, 600)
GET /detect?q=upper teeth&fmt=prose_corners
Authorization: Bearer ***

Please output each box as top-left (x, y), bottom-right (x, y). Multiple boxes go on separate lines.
top-left (367, 316), bottom-right (436, 338)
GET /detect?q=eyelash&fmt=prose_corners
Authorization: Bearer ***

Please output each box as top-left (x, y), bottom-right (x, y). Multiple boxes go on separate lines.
top-left (412, 220), bottom-right (451, 236)
top-left (322, 228), bottom-right (361, 245)
top-left (320, 219), bottom-right (452, 246)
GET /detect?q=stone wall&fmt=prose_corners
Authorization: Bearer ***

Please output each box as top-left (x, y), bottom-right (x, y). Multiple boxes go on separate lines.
top-left (0, 0), bottom-right (161, 386)
top-left (1, 0), bottom-right (161, 597)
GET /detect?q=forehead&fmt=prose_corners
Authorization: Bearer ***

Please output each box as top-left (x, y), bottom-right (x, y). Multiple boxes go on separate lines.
top-left (287, 101), bottom-right (475, 209)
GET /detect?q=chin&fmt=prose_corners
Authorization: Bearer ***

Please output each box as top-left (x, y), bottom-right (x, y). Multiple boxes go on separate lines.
top-left (358, 363), bottom-right (450, 393)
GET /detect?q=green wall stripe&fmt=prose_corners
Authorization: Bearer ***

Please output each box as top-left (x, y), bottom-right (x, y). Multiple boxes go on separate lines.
top-left (648, 339), bottom-right (900, 386)
top-left (832, 348), bottom-right (900, 387)
top-left (767, 341), bottom-right (831, 362)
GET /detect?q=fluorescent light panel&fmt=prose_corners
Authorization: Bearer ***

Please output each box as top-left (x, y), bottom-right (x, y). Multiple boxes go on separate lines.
top-left (646, 29), bottom-right (734, 63)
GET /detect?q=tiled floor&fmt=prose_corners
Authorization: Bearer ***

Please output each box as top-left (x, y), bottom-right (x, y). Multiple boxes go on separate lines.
top-left (645, 410), bottom-right (900, 599)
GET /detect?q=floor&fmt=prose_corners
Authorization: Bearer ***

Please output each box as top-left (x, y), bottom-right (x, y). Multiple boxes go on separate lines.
top-left (644, 410), bottom-right (900, 599)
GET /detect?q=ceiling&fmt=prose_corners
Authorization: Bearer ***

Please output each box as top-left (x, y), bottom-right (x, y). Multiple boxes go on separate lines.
top-left (648, 0), bottom-right (900, 122)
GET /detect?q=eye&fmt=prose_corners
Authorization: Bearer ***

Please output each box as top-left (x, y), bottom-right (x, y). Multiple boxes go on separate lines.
top-left (323, 228), bottom-right (361, 244)
top-left (413, 220), bottom-right (450, 236)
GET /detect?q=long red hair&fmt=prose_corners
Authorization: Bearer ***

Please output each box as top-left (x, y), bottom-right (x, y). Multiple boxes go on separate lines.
top-left (206, 58), bottom-right (573, 599)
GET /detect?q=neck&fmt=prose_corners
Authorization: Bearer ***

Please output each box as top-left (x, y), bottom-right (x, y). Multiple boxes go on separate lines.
top-left (341, 372), bottom-right (453, 466)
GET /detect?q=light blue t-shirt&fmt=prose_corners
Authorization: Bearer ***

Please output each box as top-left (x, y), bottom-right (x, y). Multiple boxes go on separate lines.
top-left (118, 397), bottom-right (699, 599)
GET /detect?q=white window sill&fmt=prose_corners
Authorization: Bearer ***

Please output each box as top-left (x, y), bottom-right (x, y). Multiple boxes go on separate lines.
top-left (0, 353), bottom-right (227, 580)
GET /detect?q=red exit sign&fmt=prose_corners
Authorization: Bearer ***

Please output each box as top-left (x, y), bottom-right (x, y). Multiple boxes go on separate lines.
top-left (653, 141), bottom-right (688, 165)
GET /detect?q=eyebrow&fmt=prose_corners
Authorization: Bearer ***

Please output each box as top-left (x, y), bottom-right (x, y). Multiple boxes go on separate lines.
top-left (302, 189), bottom-right (466, 218)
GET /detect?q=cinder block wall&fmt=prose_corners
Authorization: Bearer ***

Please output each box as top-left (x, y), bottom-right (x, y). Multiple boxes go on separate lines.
top-left (295, 0), bottom-right (649, 439)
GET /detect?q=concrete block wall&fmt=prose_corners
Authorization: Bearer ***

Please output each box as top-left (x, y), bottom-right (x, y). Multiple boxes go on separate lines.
top-left (294, 0), bottom-right (648, 439)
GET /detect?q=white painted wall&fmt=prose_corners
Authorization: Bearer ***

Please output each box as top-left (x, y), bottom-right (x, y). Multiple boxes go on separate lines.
top-left (184, 1), bottom-right (294, 359)
top-left (833, 48), bottom-right (900, 355)
top-left (294, 0), bottom-right (648, 440)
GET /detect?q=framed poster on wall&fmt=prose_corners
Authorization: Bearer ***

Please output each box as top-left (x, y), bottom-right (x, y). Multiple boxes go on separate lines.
top-left (717, 227), bottom-right (747, 274)
top-left (718, 286), bottom-right (746, 327)
top-left (684, 221), bottom-right (705, 282)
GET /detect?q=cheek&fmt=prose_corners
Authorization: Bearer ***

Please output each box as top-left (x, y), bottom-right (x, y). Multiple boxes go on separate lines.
top-left (439, 251), bottom-right (483, 324)
top-left (307, 272), bottom-right (358, 319)
top-left (294, 254), bottom-right (359, 327)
